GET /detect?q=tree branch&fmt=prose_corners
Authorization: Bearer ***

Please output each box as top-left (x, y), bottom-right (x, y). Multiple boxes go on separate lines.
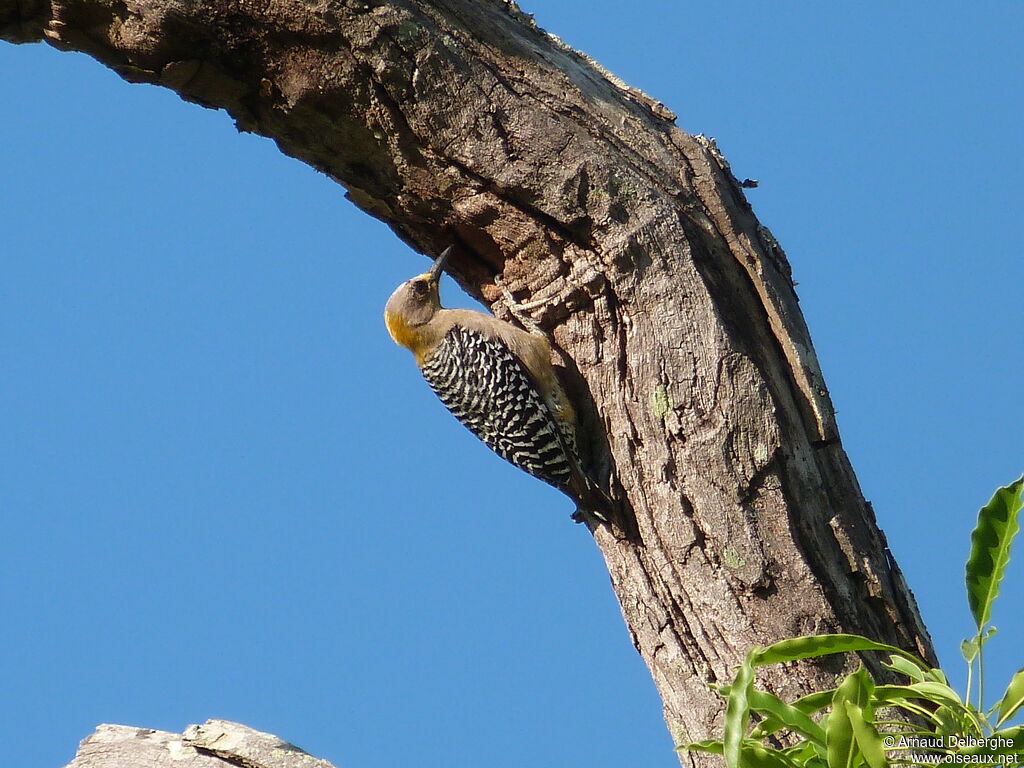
top-left (64, 720), bottom-right (338, 768)
top-left (4, 0), bottom-right (935, 754)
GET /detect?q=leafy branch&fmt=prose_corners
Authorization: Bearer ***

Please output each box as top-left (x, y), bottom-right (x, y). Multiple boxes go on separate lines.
top-left (679, 476), bottom-right (1024, 768)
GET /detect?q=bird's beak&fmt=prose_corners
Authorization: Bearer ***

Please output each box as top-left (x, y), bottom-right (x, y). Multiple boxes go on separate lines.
top-left (427, 246), bottom-right (453, 284)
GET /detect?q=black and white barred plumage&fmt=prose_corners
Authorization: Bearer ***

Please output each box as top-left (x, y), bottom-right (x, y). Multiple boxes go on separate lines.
top-left (420, 325), bottom-right (576, 493)
top-left (385, 247), bottom-right (618, 527)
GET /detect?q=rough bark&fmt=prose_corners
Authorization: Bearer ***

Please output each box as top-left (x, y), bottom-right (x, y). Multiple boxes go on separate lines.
top-left (3, 0), bottom-right (935, 757)
top-left (64, 720), bottom-right (337, 768)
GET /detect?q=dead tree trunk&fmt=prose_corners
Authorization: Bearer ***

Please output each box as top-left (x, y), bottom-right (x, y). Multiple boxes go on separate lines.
top-left (2, 0), bottom-right (935, 755)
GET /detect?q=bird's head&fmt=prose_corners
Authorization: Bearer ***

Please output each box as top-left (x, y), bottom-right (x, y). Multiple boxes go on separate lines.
top-left (384, 246), bottom-right (452, 351)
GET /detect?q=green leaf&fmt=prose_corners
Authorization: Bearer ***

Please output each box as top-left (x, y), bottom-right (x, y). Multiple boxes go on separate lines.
top-left (781, 740), bottom-right (823, 762)
top-left (953, 724), bottom-right (1024, 757)
top-left (741, 742), bottom-right (804, 768)
top-left (791, 689), bottom-right (841, 715)
top-left (874, 680), bottom-right (980, 733)
top-left (748, 688), bottom-right (827, 745)
top-left (753, 689), bottom-right (836, 739)
top-left (961, 636), bottom-right (980, 663)
top-left (870, 695), bottom-right (946, 731)
top-left (962, 627), bottom-right (999, 664)
top-left (931, 704), bottom-right (970, 736)
top-left (903, 681), bottom-right (986, 734)
top-left (679, 738), bottom-right (806, 768)
top-left (825, 698), bottom-right (856, 768)
top-left (880, 654), bottom-right (927, 682)
top-left (827, 667), bottom-right (874, 768)
top-left (965, 476), bottom-right (1024, 629)
top-left (902, 681), bottom-right (967, 709)
top-left (724, 657), bottom-right (756, 768)
top-left (752, 634), bottom-right (921, 667)
top-left (994, 668), bottom-right (1024, 727)
top-left (989, 725), bottom-right (1024, 755)
top-left (844, 700), bottom-right (888, 768)
top-left (677, 739), bottom-right (724, 754)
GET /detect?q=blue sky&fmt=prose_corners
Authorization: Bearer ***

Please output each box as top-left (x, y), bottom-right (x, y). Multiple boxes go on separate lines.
top-left (2, 4), bottom-right (1022, 767)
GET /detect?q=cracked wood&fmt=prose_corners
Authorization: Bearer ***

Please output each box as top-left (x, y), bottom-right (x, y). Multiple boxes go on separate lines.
top-left (2, 0), bottom-right (935, 759)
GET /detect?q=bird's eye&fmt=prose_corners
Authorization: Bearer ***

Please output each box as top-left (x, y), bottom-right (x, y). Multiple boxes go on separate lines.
top-left (411, 280), bottom-right (428, 294)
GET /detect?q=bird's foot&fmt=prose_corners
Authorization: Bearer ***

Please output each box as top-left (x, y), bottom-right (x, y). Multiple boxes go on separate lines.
top-left (494, 274), bottom-right (548, 337)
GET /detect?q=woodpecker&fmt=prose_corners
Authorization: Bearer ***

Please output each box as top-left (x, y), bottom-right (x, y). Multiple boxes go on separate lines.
top-left (384, 246), bottom-right (613, 524)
